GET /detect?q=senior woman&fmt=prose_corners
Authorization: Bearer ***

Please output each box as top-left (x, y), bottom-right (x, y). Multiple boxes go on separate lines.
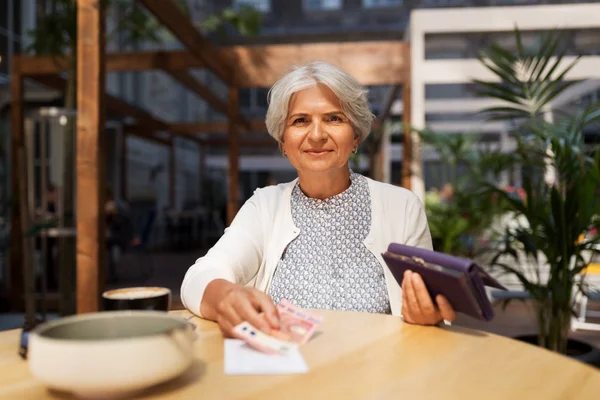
top-left (181, 62), bottom-right (456, 337)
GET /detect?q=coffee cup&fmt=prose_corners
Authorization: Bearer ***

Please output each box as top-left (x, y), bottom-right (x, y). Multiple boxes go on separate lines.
top-left (102, 287), bottom-right (171, 311)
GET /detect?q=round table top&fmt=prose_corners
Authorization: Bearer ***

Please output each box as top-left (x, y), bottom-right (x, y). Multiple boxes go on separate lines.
top-left (1, 309), bottom-right (600, 399)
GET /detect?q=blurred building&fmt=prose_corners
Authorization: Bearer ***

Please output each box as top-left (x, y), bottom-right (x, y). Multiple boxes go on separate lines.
top-left (1, 0), bottom-right (600, 291)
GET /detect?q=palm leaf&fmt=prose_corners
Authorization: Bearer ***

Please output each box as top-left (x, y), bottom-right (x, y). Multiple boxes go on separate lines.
top-left (530, 31), bottom-right (561, 83)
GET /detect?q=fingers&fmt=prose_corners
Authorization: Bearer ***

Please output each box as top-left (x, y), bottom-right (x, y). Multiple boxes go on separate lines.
top-left (215, 286), bottom-right (280, 338)
top-left (218, 303), bottom-right (243, 329)
top-left (217, 288), bottom-right (258, 335)
top-left (411, 273), bottom-right (439, 323)
top-left (251, 293), bottom-right (280, 330)
top-left (401, 271), bottom-right (415, 324)
top-left (436, 295), bottom-right (456, 322)
top-left (403, 271), bottom-right (424, 323)
top-left (234, 297), bottom-right (271, 333)
top-left (401, 271), bottom-right (443, 326)
top-left (217, 314), bottom-right (236, 338)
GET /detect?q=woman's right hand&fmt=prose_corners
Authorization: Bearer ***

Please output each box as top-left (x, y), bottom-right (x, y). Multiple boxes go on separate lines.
top-left (202, 280), bottom-right (280, 338)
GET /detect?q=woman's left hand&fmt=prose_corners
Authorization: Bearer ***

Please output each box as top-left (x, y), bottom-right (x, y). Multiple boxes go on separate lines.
top-left (401, 270), bottom-right (456, 326)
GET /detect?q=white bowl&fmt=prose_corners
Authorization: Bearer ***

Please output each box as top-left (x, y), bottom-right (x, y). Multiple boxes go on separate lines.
top-left (28, 311), bottom-right (196, 399)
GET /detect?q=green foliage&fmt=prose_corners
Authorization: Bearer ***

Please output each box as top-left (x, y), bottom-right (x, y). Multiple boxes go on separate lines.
top-left (415, 129), bottom-right (512, 256)
top-left (26, 1), bottom-right (259, 58)
top-left (26, 0), bottom-right (173, 56)
top-left (476, 28), bottom-right (600, 353)
top-left (201, 5), bottom-right (262, 37)
top-left (26, 0), bottom-right (77, 55)
top-left (474, 29), bottom-right (582, 121)
top-left (110, 0), bottom-right (164, 47)
top-left (411, 27), bottom-right (600, 353)
top-left (424, 191), bottom-right (470, 255)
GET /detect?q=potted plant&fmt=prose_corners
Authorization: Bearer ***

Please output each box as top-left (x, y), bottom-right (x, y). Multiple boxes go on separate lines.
top-left (471, 28), bottom-right (600, 358)
top-left (415, 131), bottom-right (509, 257)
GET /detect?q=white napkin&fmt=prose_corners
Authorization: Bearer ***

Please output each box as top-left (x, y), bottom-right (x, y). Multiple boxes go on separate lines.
top-left (224, 339), bottom-right (309, 375)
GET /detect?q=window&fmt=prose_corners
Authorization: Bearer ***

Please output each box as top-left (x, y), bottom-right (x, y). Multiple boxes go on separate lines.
top-left (256, 88), bottom-right (269, 109)
top-left (363, 0), bottom-right (402, 8)
top-left (239, 88), bottom-right (252, 109)
top-left (304, 0), bottom-right (342, 11)
top-left (235, 0), bottom-right (270, 13)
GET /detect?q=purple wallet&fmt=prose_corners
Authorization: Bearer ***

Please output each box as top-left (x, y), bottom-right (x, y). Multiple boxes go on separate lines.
top-left (382, 243), bottom-right (507, 321)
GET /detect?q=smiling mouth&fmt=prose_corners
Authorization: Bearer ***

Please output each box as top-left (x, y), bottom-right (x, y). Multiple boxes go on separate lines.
top-left (305, 150), bottom-right (332, 156)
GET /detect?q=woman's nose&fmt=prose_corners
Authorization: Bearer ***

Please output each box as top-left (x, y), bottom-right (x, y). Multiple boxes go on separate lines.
top-left (308, 120), bottom-right (327, 141)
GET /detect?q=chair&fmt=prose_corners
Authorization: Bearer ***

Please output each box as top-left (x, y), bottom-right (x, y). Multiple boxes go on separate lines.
top-left (571, 263), bottom-right (600, 332)
top-left (490, 289), bottom-right (530, 303)
top-left (106, 208), bottom-right (155, 284)
top-left (487, 251), bottom-right (533, 305)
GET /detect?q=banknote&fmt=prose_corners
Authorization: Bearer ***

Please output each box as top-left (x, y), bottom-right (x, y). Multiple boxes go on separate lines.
top-left (272, 300), bottom-right (323, 345)
top-left (233, 301), bottom-right (323, 354)
top-left (233, 321), bottom-right (298, 355)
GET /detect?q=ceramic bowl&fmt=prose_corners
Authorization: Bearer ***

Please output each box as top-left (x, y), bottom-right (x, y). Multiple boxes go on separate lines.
top-left (28, 311), bottom-right (196, 398)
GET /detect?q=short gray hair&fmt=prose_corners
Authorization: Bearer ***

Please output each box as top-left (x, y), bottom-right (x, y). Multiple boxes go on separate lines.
top-left (265, 62), bottom-right (374, 144)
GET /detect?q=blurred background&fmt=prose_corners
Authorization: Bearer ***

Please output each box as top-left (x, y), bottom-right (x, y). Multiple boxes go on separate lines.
top-left (0, 0), bottom-right (599, 365)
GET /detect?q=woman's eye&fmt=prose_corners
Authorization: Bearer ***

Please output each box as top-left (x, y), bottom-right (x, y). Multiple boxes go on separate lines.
top-left (329, 115), bottom-right (343, 122)
top-left (293, 118), bottom-right (307, 124)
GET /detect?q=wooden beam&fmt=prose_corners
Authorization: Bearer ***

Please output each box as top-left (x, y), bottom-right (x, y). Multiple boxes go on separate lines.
top-left (174, 118), bottom-right (377, 136)
top-left (104, 51), bottom-right (203, 71)
top-left (227, 87), bottom-right (240, 225)
top-left (374, 85), bottom-right (401, 184)
top-left (199, 137), bottom-right (277, 148)
top-left (76, 0), bottom-right (106, 314)
top-left (176, 119), bottom-right (392, 141)
top-left (170, 120), bottom-right (267, 135)
top-left (233, 41), bottom-right (409, 88)
top-left (27, 61), bottom-right (249, 132)
top-left (401, 45), bottom-right (412, 190)
top-left (19, 55), bottom-right (69, 75)
top-left (124, 126), bottom-right (172, 146)
top-left (165, 70), bottom-right (252, 130)
top-left (9, 56), bottom-right (25, 311)
top-left (31, 75), bottom-right (170, 132)
top-left (169, 70), bottom-right (227, 114)
top-left (107, 97), bottom-right (169, 131)
top-left (171, 122), bottom-right (229, 134)
top-left (19, 41), bottom-right (409, 87)
top-left (379, 85), bottom-right (401, 121)
top-left (19, 51), bottom-right (204, 76)
top-left (137, 0), bottom-right (233, 83)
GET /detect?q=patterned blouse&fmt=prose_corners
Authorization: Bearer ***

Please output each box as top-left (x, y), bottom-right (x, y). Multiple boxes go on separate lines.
top-left (268, 171), bottom-right (391, 314)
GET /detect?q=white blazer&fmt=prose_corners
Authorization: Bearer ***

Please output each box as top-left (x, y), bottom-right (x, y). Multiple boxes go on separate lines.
top-left (181, 176), bottom-right (433, 317)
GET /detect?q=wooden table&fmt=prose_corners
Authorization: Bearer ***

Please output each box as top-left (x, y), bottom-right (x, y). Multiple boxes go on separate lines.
top-left (1, 309), bottom-right (600, 399)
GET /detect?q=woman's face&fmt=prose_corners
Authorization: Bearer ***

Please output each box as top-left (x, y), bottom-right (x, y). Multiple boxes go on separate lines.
top-left (281, 83), bottom-right (357, 176)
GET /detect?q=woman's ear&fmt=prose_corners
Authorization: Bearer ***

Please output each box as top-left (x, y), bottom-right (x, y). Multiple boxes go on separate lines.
top-left (279, 139), bottom-right (286, 157)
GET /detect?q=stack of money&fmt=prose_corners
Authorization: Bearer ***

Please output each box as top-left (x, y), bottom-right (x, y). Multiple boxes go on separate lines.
top-left (233, 300), bottom-right (323, 354)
